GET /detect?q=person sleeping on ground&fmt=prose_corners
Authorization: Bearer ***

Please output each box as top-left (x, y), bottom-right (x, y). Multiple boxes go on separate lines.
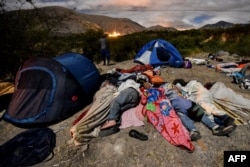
top-left (160, 82), bottom-right (235, 139)
top-left (101, 79), bottom-right (141, 130)
top-left (70, 80), bottom-right (118, 146)
top-left (140, 84), bottom-right (194, 151)
top-left (172, 79), bottom-right (236, 133)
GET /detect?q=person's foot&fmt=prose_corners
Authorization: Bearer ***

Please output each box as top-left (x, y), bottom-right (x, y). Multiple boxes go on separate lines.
top-left (101, 120), bottom-right (116, 129)
top-left (190, 131), bottom-right (202, 141)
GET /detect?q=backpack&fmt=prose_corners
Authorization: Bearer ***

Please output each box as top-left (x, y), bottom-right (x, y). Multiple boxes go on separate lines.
top-left (0, 128), bottom-right (56, 167)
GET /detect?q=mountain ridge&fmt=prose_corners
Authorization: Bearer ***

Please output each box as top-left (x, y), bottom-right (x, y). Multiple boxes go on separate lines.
top-left (3, 6), bottom-right (243, 35)
top-left (200, 20), bottom-right (234, 29)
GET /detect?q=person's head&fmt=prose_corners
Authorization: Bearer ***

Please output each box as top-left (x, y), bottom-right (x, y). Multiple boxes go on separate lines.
top-left (204, 82), bottom-right (215, 90)
top-left (143, 82), bottom-right (152, 89)
top-left (136, 73), bottom-right (149, 87)
top-left (172, 79), bottom-right (188, 86)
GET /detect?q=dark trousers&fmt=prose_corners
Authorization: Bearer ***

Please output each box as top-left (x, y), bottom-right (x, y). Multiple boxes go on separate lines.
top-left (108, 87), bottom-right (140, 122)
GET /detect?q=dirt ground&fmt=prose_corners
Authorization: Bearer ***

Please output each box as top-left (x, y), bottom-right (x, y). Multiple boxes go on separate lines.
top-left (1, 53), bottom-right (250, 167)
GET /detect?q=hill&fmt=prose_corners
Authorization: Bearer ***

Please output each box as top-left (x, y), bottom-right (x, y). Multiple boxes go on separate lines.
top-left (6, 6), bottom-right (146, 35)
top-left (146, 25), bottom-right (178, 32)
top-left (35, 6), bottom-right (179, 35)
top-left (79, 13), bottom-right (145, 35)
top-left (200, 21), bottom-right (234, 29)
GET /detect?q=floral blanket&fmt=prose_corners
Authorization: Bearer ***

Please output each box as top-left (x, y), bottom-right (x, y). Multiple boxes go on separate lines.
top-left (142, 87), bottom-right (194, 152)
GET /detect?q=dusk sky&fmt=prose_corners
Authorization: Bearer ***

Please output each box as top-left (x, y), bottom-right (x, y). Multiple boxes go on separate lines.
top-left (5, 0), bottom-right (250, 29)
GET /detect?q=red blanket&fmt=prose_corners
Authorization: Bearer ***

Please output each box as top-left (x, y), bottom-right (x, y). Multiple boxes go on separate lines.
top-left (143, 88), bottom-right (194, 152)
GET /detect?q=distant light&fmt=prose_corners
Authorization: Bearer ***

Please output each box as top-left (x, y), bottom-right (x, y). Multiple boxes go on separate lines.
top-left (108, 31), bottom-right (121, 37)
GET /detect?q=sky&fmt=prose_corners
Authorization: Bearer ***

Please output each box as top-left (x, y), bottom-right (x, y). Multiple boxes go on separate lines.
top-left (4, 0), bottom-right (250, 30)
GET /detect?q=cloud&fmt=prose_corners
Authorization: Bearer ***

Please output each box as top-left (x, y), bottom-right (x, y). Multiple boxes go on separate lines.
top-left (3, 0), bottom-right (250, 29)
top-left (191, 14), bottom-right (214, 25)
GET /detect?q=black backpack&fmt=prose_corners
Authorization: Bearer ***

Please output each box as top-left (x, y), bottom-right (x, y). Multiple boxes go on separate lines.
top-left (0, 128), bottom-right (56, 167)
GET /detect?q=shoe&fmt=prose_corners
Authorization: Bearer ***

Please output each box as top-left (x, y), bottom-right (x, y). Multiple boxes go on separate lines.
top-left (129, 129), bottom-right (148, 141)
top-left (212, 125), bottom-right (235, 136)
top-left (190, 131), bottom-right (202, 141)
top-left (224, 117), bottom-right (235, 127)
top-left (226, 124), bottom-right (237, 137)
top-left (99, 126), bottom-right (120, 137)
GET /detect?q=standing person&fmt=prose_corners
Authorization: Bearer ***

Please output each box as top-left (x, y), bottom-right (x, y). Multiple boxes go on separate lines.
top-left (99, 34), bottom-right (110, 66)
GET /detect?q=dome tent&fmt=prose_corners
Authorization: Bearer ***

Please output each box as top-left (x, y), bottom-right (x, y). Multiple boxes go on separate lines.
top-left (134, 39), bottom-right (184, 68)
top-left (4, 52), bottom-right (101, 127)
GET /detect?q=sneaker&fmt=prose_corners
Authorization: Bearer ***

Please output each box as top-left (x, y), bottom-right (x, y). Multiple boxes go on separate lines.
top-left (190, 131), bottom-right (202, 141)
top-left (99, 126), bottom-right (120, 137)
top-left (224, 117), bottom-right (235, 127)
top-left (212, 125), bottom-right (235, 136)
top-left (227, 124), bottom-right (237, 137)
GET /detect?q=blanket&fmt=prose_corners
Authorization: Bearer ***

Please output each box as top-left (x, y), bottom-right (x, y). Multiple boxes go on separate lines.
top-left (0, 82), bottom-right (14, 96)
top-left (209, 82), bottom-right (250, 125)
top-left (143, 88), bottom-right (194, 152)
top-left (70, 84), bottom-right (117, 146)
top-left (119, 103), bottom-right (145, 129)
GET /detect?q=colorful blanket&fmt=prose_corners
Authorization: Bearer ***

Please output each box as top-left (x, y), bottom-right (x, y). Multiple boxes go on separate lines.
top-left (143, 88), bottom-right (194, 152)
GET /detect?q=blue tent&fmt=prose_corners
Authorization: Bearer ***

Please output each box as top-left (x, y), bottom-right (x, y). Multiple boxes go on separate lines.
top-left (134, 39), bottom-right (184, 67)
top-left (4, 52), bottom-right (101, 127)
top-left (53, 52), bottom-right (101, 96)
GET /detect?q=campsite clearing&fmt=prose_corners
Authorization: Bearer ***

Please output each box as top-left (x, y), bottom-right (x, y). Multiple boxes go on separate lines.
top-left (1, 55), bottom-right (250, 167)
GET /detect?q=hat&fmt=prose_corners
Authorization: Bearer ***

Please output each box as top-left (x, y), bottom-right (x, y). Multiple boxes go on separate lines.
top-left (136, 73), bottom-right (149, 84)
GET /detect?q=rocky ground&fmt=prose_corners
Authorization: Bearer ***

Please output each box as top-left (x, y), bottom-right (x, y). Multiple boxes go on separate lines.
top-left (1, 53), bottom-right (250, 167)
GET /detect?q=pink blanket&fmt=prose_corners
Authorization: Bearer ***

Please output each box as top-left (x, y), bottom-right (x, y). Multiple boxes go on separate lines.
top-left (119, 103), bottom-right (145, 129)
